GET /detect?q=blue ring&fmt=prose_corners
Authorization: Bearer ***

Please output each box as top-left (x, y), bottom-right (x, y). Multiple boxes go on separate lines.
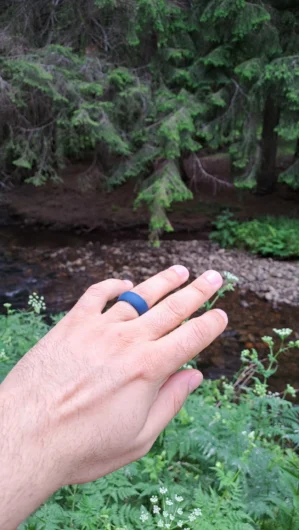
top-left (117, 291), bottom-right (149, 316)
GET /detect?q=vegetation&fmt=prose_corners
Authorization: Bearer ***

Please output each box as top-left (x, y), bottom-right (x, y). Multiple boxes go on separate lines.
top-left (211, 211), bottom-right (299, 258)
top-left (1, 285), bottom-right (299, 530)
top-left (1, 1), bottom-right (299, 237)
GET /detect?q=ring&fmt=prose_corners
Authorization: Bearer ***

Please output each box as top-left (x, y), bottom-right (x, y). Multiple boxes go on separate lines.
top-left (117, 291), bottom-right (149, 316)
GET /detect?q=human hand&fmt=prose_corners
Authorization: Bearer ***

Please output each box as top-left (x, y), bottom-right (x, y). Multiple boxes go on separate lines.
top-left (0, 266), bottom-right (227, 528)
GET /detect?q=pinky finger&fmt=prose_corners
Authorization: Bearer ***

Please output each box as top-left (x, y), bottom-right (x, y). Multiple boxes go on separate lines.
top-left (140, 369), bottom-right (203, 443)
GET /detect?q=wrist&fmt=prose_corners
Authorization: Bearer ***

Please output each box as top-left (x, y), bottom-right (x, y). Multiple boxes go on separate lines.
top-left (0, 381), bottom-right (60, 529)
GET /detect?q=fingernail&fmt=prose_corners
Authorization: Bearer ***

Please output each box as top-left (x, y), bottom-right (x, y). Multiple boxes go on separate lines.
top-left (203, 270), bottom-right (223, 287)
top-left (170, 265), bottom-right (189, 280)
top-left (215, 308), bottom-right (228, 325)
top-left (188, 372), bottom-right (203, 393)
top-left (124, 279), bottom-right (134, 288)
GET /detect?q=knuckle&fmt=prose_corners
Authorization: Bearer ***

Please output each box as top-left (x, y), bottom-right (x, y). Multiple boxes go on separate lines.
top-left (134, 286), bottom-right (150, 303)
top-left (213, 310), bottom-right (227, 328)
top-left (190, 319), bottom-right (210, 345)
top-left (165, 296), bottom-right (186, 320)
top-left (87, 279), bottom-right (122, 298)
top-left (137, 353), bottom-right (158, 381)
top-left (190, 282), bottom-right (208, 299)
top-left (174, 337), bottom-right (190, 359)
top-left (160, 269), bottom-right (179, 285)
top-left (86, 283), bottom-right (106, 298)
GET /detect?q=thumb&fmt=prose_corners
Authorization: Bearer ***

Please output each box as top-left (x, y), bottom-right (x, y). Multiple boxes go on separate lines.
top-left (143, 370), bottom-right (203, 442)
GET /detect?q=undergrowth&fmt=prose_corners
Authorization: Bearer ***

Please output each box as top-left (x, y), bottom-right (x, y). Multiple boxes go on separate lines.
top-left (0, 279), bottom-right (299, 530)
top-left (210, 211), bottom-right (299, 258)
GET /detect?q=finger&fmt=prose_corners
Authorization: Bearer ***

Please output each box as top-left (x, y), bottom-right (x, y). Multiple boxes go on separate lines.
top-left (141, 370), bottom-right (202, 443)
top-left (105, 265), bottom-right (189, 322)
top-left (74, 278), bottom-right (134, 314)
top-left (152, 309), bottom-right (228, 378)
top-left (135, 270), bottom-right (223, 340)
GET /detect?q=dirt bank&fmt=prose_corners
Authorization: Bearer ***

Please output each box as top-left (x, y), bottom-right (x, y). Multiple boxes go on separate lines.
top-left (2, 162), bottom-right (299, 233)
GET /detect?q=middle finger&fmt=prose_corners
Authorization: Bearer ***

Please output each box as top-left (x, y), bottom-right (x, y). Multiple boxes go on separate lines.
top-left (133, 270), bottom-right (223, 340)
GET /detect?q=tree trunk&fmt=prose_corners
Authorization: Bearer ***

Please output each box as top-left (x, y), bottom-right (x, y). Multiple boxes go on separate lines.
top-left (256, 94), bottom-right (280, 194)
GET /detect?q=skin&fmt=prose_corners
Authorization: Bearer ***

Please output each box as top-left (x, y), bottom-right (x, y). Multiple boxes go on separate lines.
top-left (0, 266), bottom-right (228, 529)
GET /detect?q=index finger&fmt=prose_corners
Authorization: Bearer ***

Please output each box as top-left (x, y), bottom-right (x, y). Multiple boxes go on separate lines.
top-left (153, 309), bottom-right (228, 378)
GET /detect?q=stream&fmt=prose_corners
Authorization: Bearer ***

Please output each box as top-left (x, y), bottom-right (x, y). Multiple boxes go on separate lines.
top-left (1, 225), bottom-right (299, 396)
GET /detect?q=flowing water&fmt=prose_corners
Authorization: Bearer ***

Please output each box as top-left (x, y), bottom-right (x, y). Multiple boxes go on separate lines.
top-left (1, 225), bottom-right (298, 397)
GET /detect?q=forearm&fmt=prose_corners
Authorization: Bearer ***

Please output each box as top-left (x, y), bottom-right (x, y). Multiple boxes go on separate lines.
top-left (0, 382), bottom-right (57, 529)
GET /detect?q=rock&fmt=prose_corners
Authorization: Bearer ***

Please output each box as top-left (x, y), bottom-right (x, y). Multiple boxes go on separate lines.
top-left (240, 300), bottom-right (250, 308)
top-left (265, 292), bottom-right (274, 301)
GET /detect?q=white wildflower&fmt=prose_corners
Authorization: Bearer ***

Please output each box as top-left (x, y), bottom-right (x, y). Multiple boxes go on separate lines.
top-left (273, 328), bottom-right (293, 339)
top-left (262, 336), bottom-right (274, 347)
top-left (189, 514), bottom-right (196, 522)
top-left (223, 271), bottom-right (239, 283)
top-left (159, 487), bottom-right (168, 495)
top-left (193, 508), bottom-right (202, 516)
top-left (165, 498), bottom-right (173, 506)
top-left (140, 513), bottom-right (149, 522)
top-left (28, 293), bottom-right (46, 314)
top-left (177, 521), bottom-right (183, 528)
top-left (150, 496), bottom-right (158, 504)
top-left (153, 505), bottom-right (161, 514)
top-left (177, 508), bottom-right (183, 516)
top-left (175, 495), bottom-right (184, 503)
top-left (162, 511), bottom-right (169, 518)
top-left (157, 521), bottom-right (164, 528)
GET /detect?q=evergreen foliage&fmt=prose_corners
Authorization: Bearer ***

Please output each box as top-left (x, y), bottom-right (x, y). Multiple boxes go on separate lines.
top-left (1, 1), bottom-right (299, 232)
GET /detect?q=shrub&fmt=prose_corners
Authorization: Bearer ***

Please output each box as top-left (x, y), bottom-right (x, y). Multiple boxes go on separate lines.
top-left (210, 211), bottom-right (299, 258)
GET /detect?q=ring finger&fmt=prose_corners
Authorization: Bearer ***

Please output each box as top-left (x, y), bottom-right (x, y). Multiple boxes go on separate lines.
top-left (105, 265), bottom-right (190, 322)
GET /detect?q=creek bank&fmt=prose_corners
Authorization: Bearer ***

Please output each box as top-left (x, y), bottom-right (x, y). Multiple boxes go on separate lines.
top-left (1, 233), bottom-right (299, 395)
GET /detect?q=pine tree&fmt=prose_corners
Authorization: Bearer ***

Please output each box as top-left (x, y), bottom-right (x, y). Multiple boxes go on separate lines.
top-left (1, 0), bottom-right (299, 236)
top-left (198, 0), bottom-right (299, 193)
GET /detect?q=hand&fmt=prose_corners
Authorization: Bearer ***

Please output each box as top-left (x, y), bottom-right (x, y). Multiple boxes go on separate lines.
top-left (0, 266), bottom-right (227, 529)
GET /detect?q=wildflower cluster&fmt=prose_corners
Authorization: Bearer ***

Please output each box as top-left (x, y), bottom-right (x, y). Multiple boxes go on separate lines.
top-left (240, 348), bottom-right (258, 363)
top-left (267, 391), bottom-right (280, 398)
top-left (203, 270), bottom-right (239, 311)
top-left (273, 328), bottom-right (293, 339)
top-left (28, 293), bottom-right (46, 314)
top-left (223, 271), bottom-right (239, 284)
top-left (140, 488), bottom-right (202, 529)
top-left (254, 381), bottom-right (267, 397)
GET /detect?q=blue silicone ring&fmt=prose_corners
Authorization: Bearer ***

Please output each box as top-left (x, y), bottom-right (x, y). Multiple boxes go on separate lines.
top-left (117, 291), bottom-right (149, 316)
